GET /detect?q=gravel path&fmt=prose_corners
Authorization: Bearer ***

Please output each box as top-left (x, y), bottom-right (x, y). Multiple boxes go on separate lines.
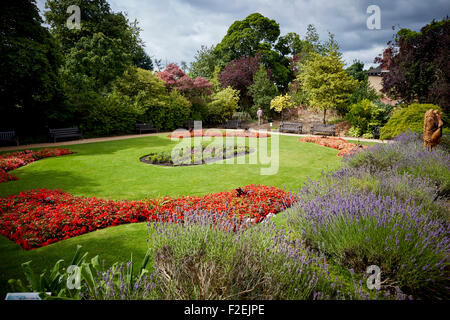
top-left (0, 129), bottom-right (388, 152)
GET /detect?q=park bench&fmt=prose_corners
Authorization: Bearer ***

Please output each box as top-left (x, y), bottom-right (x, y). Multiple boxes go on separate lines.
top-left (223, 120), bottom-right (242, 129)
top-left (279, 122), bottom-right (303, 134)
top-left (310, 123), bottom-right (336, 136)
top-left (135, 122), bottom-right (158, 134)
top-left (0, 131), bottom-right (19, 146)
top-left (183, 120), bottom-right (202, 130)
top-left (49, 127), bottom-right (83, 143)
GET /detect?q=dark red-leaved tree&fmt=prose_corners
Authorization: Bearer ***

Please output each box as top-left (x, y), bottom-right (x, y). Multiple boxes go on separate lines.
top-left (376, 18), bottom-right (449, 115)
top-left (218, 56), bottom-right (260, 109)
top-left (158, 63), bottom-right (212, 97)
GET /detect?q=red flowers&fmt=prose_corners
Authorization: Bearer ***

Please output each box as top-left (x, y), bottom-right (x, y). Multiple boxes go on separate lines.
top-left (299, 137), bottom-right (369, 157)
top-left (168, 130), bottom-right (271, 139)
top-left (0, 185), bottom-right (292, 250)
top-left (0, 148), bottom-right (73, 183)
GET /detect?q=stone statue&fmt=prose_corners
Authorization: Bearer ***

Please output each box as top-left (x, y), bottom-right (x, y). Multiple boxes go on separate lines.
top-left (423, 109), bottom-right (443, 151)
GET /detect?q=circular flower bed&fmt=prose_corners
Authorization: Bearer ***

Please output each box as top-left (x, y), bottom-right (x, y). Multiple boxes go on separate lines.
top-left (140, 145), bottom-right (253, 166)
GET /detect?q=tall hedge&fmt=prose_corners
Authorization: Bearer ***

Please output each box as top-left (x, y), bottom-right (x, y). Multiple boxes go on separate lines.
top-left (380, 103), bottom-right (442, 140)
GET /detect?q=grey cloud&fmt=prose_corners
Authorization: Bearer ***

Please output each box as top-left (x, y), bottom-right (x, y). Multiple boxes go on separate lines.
top-left (36, 0), bottom-right (449, 69)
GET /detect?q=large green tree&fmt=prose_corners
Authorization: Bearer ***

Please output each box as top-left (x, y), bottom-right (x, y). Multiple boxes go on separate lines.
top-left (0, 0), bottom-right (64, 137)
top-left (248, 65), bottom-right (279, 117)
top-left (44, 0), bottom-right (152, 69)
top-left (299, 49), bottom-right (358, 123)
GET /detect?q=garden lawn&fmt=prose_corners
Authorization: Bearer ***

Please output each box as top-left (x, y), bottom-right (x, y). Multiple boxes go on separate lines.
top-left (0, 133), bottom-right (345, 297)
top-left (0, 134), bottom-right (342, 199)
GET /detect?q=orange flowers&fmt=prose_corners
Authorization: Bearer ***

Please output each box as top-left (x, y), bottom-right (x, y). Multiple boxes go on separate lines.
top-left (299, 137), bottom-right (369, 157)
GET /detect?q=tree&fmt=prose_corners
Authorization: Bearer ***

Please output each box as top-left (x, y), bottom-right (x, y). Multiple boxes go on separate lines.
top-left (248, 65), bottom-right (279, 116)
top-left (299, 49), bottom-right (358, 124)
top-left (157, 63), bottom-right (212, 98)
top-left (0, 0), bottom-right (64, 136)
top-left (270, 94), bottom-right (294, 120)
top-left (189, 45), bottom-right (218, 79)
top-left (376, 18), bottom-right (449, 114)
top-left (346, 60), bottom-right (367, 82)
top-left (44, 0), bottom-right (151, 69)
top-left (214, 13), bottom-right (280, 63)
top-left (218, 56), bottom-right (260, 110)
top-left (206, 87), bottom-right (240, 124)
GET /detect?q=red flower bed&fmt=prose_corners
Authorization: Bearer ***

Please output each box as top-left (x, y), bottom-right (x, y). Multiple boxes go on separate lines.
top-left (0, 185), bottom-right (293, 250)
top-left (299, 137), bottom-right (369, 157)
top-left (168, 130), bottom-right (270, 139)
top-left (0, 149), bottom-right (73, 183)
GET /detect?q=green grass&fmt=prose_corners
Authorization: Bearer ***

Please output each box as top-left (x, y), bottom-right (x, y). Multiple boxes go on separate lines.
top-left (0, 134), bottom-right (342, 199)
top-left (0, 133), bottom-right (348, 297)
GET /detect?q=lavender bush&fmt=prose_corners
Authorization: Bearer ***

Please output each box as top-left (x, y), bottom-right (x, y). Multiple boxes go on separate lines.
top-left (283, 131), bottom-right (450, 299)
top-left (146, 211), bottom-right (381, 300)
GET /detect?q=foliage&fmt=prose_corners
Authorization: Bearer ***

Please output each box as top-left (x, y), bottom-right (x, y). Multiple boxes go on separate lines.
top-left (189, 45), bottom-right (218, 79)
top-left (157, 63), bottom-right (212, 99)
top-left (248, 65), bottom-right (279, 116)
top-left (218, 56), bottom-right (260, 110)
top-left (270, 94), bottom-right (294, 113)
top-left (346, 60), bottom-right (367, 82)
top-left (298, 50), bottom-right (358, 123)
top-left (214, 13), bottom-right (294, 90)
top-left (206, 87), bottom-right (240, 125)
top-left (0, 0), bottom-right (64, 137)
top-left (345, 99), bottom-right (392, 137)
top-left (376, 18), bottom-right (450, 115)
top-left (214, 13), bottom-right (280, 63)
top-left (44, 0), bottom-right (151, 70)
top-left (380, 103), bottom-right (442, 140)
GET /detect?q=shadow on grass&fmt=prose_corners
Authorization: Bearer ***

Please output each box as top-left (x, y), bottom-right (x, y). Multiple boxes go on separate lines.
top-left (0, 169), bottom-right (100, 198)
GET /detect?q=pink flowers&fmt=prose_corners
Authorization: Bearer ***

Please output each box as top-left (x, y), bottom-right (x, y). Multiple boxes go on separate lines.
top-left (0, 148), bottom-right (73, 183)
top-left (0, 185), bottom-right (293, 250)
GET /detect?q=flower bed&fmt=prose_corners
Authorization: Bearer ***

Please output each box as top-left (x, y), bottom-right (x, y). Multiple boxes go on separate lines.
top-left (0, 149), bottom-right (73, 183)
top-left (0, 185), bottom-right (293, 250)
top-left (140, 145), bottom-right (253, 166)
top-left (298, 136), bottom-right (368, 157)
top-left (167, 130), bottom-right (270, 139)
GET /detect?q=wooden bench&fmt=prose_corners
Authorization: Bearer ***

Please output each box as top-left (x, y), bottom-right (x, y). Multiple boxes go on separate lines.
top-left (49, 127), bottom-right (83, 143)
top-left (0, 131), bottom-right (19, 146)
top-left (135, 123), bottom-right (158, 134)
top-left (183, 120), bottom-right (202, 130)
top-left (223, 120), bottom-right (242, 129)
top-left (310, 124), bottom-right (336, 136)
top-left (279, 122), bottom-right (303, 134)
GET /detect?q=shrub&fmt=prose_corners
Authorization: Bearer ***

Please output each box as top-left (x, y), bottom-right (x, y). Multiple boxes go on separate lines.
top-left (380, 103), bottom-right (442, 140)
top-left (206, 87), bottom-right (239, 125)
top-left (345, 99), bottom-right (393, 137)
top-left (84, 93), bottom-right (144, 136)
top-left (147, 212), bottom-right (368, 300)
top-left (285, 188), bottom-right (449, 299)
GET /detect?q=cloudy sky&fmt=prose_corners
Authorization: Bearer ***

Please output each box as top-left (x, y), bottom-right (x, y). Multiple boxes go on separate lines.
top-left (36, 0), bottom-right (449, 69)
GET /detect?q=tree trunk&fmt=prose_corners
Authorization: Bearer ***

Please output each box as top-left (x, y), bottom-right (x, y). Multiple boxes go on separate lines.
top-left (323, 109), bottom-right (327, 124)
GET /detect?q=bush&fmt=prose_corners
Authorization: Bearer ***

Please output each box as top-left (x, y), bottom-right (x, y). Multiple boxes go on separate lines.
top-left (206, 87), bottom-right (239, 125)
top-left (345, 99), bottom-right (393, 137)
top-left (380, 103), bottom-right (442, 140)
top-left (84, 92), bottom-right (144, 136)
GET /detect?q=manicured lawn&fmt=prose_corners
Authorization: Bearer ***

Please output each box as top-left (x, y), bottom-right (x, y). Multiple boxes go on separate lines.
top-left (0, 133), bottom-right (349, 297)
top-left (0, 134), bottom-right (342, 199)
